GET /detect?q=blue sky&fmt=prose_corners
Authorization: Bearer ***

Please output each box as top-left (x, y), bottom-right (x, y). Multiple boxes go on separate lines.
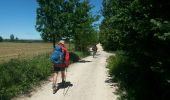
top-left (0, 0), bottom-right (103, 40)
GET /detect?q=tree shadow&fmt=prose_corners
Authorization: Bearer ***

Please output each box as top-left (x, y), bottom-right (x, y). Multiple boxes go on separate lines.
top-left (78, 60), bottom-right (92, 63)
top-left (105, 77), bottom-right (118, 87)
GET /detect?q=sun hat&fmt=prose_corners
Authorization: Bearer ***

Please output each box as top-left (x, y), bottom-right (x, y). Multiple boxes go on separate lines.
top-left (59, 40), bottom-right (65, 44)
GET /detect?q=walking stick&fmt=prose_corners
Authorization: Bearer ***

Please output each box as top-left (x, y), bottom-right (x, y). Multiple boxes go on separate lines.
top-left (63, 66), bottom-right (67, 95)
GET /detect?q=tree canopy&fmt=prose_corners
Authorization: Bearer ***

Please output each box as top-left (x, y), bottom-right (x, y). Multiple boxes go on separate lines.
top-left (36, 0), bottom-right (98, 50)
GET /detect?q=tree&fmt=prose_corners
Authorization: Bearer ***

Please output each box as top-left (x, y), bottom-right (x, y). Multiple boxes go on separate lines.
top-left (36, 0), bottom-right (98, 50)
top-left (15, 37), bottom-right (19, 41)
top-left (100, 0), bottom-right (170, 99)
top-left (10, 34), bottom-right (15, 41)
top-left (0, 36), bottom-right (3, 42)
top-left (36, 0), bottom-right (64, 48)
top-left (72, 0), bottom-right (98, 51)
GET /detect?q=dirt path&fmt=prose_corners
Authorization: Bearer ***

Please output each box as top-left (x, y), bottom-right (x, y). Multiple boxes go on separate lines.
top-left (14, 44), bottom-right (117, 100)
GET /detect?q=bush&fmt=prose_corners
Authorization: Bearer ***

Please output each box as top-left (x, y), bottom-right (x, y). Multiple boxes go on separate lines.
top-left (69, 51), bottom-right (90, 63)
top-left (107, 51), bottom-right (169, 100)
top-left (69, 52), bottom-right (80, 63)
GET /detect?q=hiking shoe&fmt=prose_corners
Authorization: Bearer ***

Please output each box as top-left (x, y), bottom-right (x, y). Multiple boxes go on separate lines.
top-left (52, 84), bottom-right (57, 94)
top-left (52, 84), bottom-right (56, 89)
top-left (62, 80), bottom-right (66, 84)
top-left (61, 80), bottom-right (66, 87)
top-left (53, 88), bottom-right (56, 94)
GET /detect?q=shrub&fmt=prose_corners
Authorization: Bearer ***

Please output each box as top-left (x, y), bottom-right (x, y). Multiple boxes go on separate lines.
top-left (69, 51), bottom-right (90, 63)
top-left (69, 52), bottom-right (80, 63)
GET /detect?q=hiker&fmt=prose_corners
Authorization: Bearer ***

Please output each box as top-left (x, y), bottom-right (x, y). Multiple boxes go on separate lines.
top-left (92, 44), bottom-right (98, 58)
top-left (50, 40), bottom-right (70, 94)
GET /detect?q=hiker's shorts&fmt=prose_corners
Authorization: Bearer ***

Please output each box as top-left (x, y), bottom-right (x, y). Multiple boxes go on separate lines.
top-left (53, 66), bottom-right (65, 72)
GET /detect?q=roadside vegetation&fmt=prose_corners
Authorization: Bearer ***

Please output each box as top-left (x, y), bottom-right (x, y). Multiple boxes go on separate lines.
top-left (101, 0), bottom-right (170, 100)
top-left (0, 53), bottom-right (51, 100)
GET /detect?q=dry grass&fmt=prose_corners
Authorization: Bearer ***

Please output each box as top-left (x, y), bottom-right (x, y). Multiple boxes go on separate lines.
top-left (0, 42), bottom-right (53, 62)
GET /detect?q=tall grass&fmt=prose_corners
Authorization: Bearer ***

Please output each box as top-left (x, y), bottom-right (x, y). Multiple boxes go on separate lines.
top-left (0, 53), bottom-right (52, 100)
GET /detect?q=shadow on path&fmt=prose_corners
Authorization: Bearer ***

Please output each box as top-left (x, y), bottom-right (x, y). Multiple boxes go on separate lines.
top-left (53, 81), bottom-right (73, 95)
top-left (78, 60), bottom-right (92, 63)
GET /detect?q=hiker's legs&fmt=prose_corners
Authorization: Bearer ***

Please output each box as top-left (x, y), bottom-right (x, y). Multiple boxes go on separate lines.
top-left (52, 72), bottom-right (58, 94)
top-left (53, 72), bottom-right (58, 85)
top-left (61, 67), bottom-right (66, 82)
top-left (52, 66), bottom-right (60, 89)
top-left (93, 51), bottom-right (96, 58)
top-left (93, 51), bottom-right (94, 57)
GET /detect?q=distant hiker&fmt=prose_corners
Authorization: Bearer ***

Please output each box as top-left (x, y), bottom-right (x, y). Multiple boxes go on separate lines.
top-left (92, 44), bottom-right (98, 58)
top-left (50, 40), bottom-right (70, 94)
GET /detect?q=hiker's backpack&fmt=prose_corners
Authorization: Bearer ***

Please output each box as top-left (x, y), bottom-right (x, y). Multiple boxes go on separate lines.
top-left (50, 46), bottom-right (65, 64)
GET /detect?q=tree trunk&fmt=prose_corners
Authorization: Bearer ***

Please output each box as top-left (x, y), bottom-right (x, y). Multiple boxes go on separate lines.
top-left (52, 34), bottom-right (56, 48)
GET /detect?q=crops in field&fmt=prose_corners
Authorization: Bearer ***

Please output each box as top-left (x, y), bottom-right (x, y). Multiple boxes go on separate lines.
top-left (0, 42), bottom-right (52, 63)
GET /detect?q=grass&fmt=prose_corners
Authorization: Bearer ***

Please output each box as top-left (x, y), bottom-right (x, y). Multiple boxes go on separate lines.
top-left (0, 53), bottom-right (52, 100)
